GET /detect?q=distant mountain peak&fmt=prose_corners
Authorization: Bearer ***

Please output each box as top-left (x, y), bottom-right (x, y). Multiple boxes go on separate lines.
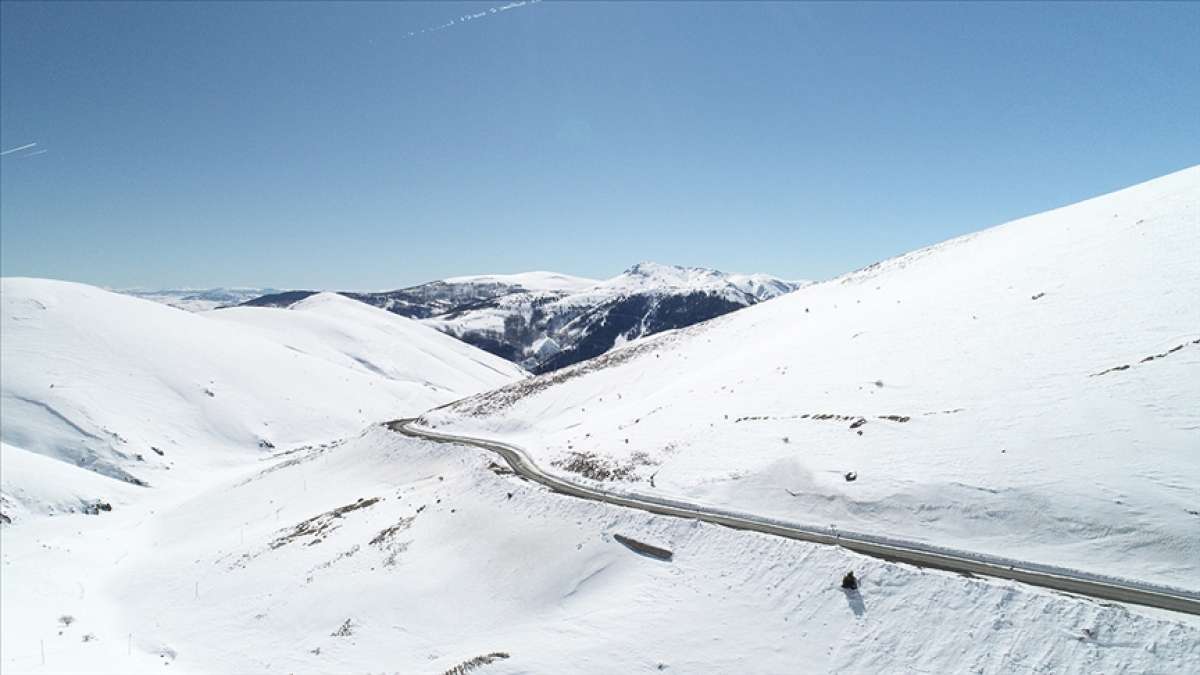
top-left (231, 262), bottom-right (806, 373)
top-left (624, 261), bottom-right (681, 275)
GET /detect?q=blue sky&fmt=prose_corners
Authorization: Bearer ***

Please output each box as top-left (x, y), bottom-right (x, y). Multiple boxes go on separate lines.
top-left (2, 1), bottom-right (1197, 290)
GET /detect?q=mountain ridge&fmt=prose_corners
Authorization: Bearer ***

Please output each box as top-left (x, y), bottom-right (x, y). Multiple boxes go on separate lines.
top-left (239, 262), bottom-right (808, 372)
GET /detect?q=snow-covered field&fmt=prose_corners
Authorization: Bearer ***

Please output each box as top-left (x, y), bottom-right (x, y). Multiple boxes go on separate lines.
top-left (421, 166), bottom-right (1200, 592)
top-left (4, 427), bottom-right (1197, 673)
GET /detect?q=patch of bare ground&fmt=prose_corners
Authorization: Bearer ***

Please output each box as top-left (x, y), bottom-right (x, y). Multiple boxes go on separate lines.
top-left (269, 497), bottom-right (380, 550)
top-left (369, 515), bottom-right (415, 567)
top-left (237, 438), bottom-right (349, 486)
top-left (1090, 338), bottom-right (1199, 377)
top-left (734, 413), bottom-right (884, 423)
top-left (442, 652), bottom-right (511, 675)
top-left (733, 412), bottom-right (914, 429)
top-left (551, 450), bottom-right (657, 482)
top-left (305, 545), bottom-right (360, 583)
top-left (485, 461), bottom-right (513, 476)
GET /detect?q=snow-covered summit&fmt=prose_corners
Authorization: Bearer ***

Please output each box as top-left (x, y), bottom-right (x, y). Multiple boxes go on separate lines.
top-left (441, 270), bottom-right (599, 293)
top-left (602, 261), bottom-right (804, 301)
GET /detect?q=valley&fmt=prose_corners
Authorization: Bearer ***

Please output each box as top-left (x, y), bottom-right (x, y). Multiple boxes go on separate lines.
top-left (3, 169), bottom-right (1198, 673)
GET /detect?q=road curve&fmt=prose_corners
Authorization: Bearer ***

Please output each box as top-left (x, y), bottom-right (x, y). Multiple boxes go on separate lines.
top-left (390, 419), bottom-right (1200, 616)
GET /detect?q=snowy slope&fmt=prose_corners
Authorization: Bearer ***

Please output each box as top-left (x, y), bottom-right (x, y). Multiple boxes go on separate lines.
top-left (208, 293), bottom-right (524, 396)
top-left (0, 442), bottom-right (146, 523)
top-left (3, 427), bottom-right (1196, 673)
top-left (421, 166), bottom-right (1200, 590)
top-left (0, 279), bottom-right (523, 518)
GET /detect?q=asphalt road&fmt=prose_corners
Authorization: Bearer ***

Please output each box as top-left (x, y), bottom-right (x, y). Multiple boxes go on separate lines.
top-left (390, 418), bottom-right (1200, 616)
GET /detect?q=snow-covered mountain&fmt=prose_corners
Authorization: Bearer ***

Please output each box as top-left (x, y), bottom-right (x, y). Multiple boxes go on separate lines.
top-left (0, 280), bottom-right (524, 520)
top-left (119, 287), bottom-right (275, 312)
top-left (420, 166), bottom-right (1200, 591)
top-left (4, 175), bottom-right (1199, 673)
top-left (244, 263), bottom-right (807, 372)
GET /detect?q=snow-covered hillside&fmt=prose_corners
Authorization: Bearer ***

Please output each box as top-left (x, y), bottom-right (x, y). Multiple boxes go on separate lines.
top-left (0, 279), bottom-right (523, 521)
top-left (208, 293), bottom-right (523, 397)
top-left (3, 427), bottom-right (1197, 673)
top-left (421, 166), bottom-right (1200, 591)
top-left (243, 263), bottom-right (807, 372)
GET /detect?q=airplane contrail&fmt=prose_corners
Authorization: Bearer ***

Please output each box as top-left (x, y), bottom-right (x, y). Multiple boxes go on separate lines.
top-left (21, 149), bottom-right (48, 157)
top-left (0, 142), bottom-right (37, 156)
top-left (404, 0), bottom-right (541, 39)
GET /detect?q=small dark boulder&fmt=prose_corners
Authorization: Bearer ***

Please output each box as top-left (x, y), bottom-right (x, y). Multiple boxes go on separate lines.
top-left (842, 571), bottom-right (858, 590)
top-left (844, 471), bottom-right (858, 482)
top-left (82, 501), bottom-right (113, 515)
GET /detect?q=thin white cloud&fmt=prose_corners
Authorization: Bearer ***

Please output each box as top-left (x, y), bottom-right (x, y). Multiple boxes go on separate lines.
top-left (0, 142), bottom-right (38, 156)
top-left (404, 0), bottom-right (541, 39)
top-left (21, 149), bottom-right (48, 157)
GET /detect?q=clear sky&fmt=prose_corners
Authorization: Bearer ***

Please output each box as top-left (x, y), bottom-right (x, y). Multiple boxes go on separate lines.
top-left (1, 1), bottom-right (1197, 290)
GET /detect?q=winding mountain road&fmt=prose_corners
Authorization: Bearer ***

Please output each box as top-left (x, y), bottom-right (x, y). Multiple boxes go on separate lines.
top-left (391, 419), bottom-right (1200, 616)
